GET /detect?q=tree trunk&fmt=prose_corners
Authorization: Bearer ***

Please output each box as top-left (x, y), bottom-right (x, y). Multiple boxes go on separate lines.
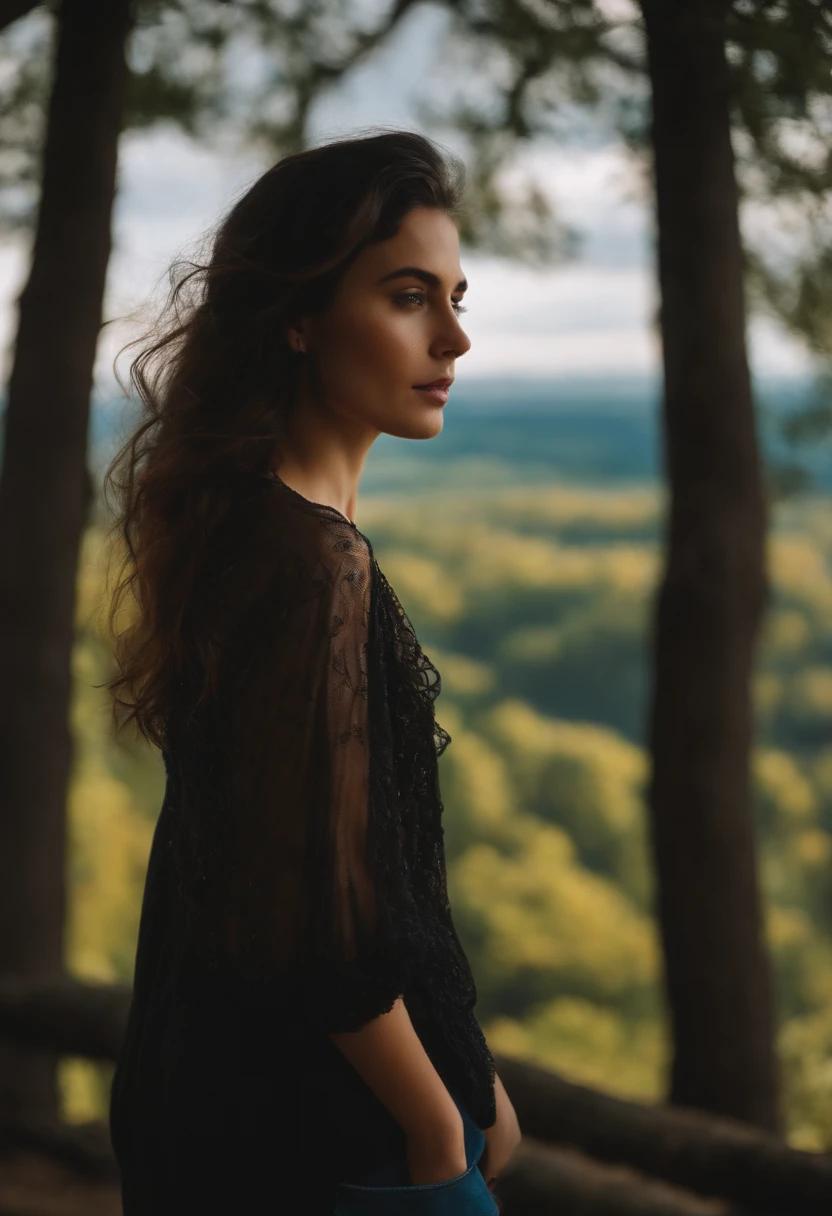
top-left (639, 0), bottom-right (779, 1130)
top-left (0, 0), bottom-right (134, 1119)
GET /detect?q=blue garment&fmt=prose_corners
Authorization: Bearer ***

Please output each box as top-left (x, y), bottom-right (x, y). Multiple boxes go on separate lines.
top-left (334, 1089), bottom-right (498, 1215)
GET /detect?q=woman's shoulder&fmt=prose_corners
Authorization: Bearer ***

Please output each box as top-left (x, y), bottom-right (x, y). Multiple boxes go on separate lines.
top-left (251, 471), bottom-right (370, 559)
top-left (214, 472), bottom-right (371, 626)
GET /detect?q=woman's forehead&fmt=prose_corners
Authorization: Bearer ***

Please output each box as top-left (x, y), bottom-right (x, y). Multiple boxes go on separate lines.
top-left (350, 211), bottom-right (465, 288)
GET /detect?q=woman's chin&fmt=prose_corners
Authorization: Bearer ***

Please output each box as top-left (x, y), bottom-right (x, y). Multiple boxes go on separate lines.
top-left (385, 412), bottom-right (445, 441)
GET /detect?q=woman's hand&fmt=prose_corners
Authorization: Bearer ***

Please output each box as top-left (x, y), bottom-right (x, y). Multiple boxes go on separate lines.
top-left (478, 1072), bottom-right (521, 1191)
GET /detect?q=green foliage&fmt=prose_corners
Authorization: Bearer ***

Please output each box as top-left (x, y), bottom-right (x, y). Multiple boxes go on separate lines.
top-left (67, 472), bottom-right (832, 1145)
top-left (477, 700), bottom-right (652, 907)
top-left (450, 823), bottom-right (659, 1011)
top-left (780, 1006), bottom-right (832, 1150)
top-left (59, 520), bottom-right (163, 1123)
top-left (484, 994), bottom-right (668, 1102)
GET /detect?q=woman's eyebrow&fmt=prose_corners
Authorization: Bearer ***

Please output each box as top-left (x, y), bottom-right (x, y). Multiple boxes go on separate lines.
top-left (378, 266), bottom-right (468, 293)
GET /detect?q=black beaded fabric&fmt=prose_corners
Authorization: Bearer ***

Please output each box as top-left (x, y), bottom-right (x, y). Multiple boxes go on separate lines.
top-left (109, 470), bottom-right (496, 1215)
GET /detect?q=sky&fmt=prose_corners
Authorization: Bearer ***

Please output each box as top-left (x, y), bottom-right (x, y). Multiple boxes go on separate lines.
top-left (0, 2), bottom-right (815, 404)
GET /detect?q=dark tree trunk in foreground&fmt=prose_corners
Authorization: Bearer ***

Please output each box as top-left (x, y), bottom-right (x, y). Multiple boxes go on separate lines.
top-left (639, 0), bottom-right (779, 1131)
top-left (0, 0), bottom-right (134, 1118)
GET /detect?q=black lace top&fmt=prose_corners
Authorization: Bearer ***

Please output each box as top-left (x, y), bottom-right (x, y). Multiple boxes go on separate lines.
top-left (109, 470), bottom-right (496, 1214)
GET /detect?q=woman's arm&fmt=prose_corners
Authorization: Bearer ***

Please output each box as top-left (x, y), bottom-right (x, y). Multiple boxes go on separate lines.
top-left (479, 1071), bottom-right (521, 1191)
top-left (329, 996), bottom-right (468, 1185)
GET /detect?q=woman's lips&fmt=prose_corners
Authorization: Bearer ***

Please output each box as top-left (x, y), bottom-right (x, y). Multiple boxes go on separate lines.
top-left (413, 385), bottom-right (450, 404)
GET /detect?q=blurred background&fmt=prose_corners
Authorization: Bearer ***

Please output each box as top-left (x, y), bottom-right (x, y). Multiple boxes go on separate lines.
top-left (1, 0), bottom-right (832, 1212)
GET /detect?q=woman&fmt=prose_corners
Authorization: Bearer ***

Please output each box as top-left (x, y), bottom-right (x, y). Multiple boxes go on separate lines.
top-left (104, 128), bottom-right (521, 1215)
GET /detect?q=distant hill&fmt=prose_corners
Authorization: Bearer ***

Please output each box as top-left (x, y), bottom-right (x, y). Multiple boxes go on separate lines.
top-left (2, 372), bottom-right (824, 494)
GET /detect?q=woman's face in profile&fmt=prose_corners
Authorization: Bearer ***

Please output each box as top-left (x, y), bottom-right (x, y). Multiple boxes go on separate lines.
top-left (290, 205), bottom-right (471, 441)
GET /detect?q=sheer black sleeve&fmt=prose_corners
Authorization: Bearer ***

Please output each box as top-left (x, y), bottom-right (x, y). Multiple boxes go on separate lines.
top-left (206, 519), bottom-right (406, 1034)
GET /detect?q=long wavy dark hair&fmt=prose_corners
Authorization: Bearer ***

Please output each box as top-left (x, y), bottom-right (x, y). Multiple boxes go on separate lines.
top-left (101, 127), bottom-right (466, 751)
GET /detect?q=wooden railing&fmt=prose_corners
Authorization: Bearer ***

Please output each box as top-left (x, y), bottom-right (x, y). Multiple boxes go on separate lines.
top-left (1, 973), bottom-right (831, 1214)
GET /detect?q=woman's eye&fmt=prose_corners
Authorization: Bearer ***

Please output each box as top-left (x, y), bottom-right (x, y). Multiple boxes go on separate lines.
top-left (396, 292), bottom-right (468, 315)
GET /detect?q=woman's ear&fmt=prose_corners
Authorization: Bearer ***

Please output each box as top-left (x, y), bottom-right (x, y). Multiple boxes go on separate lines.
top-left (285, 324), bottom-right (306, 355)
